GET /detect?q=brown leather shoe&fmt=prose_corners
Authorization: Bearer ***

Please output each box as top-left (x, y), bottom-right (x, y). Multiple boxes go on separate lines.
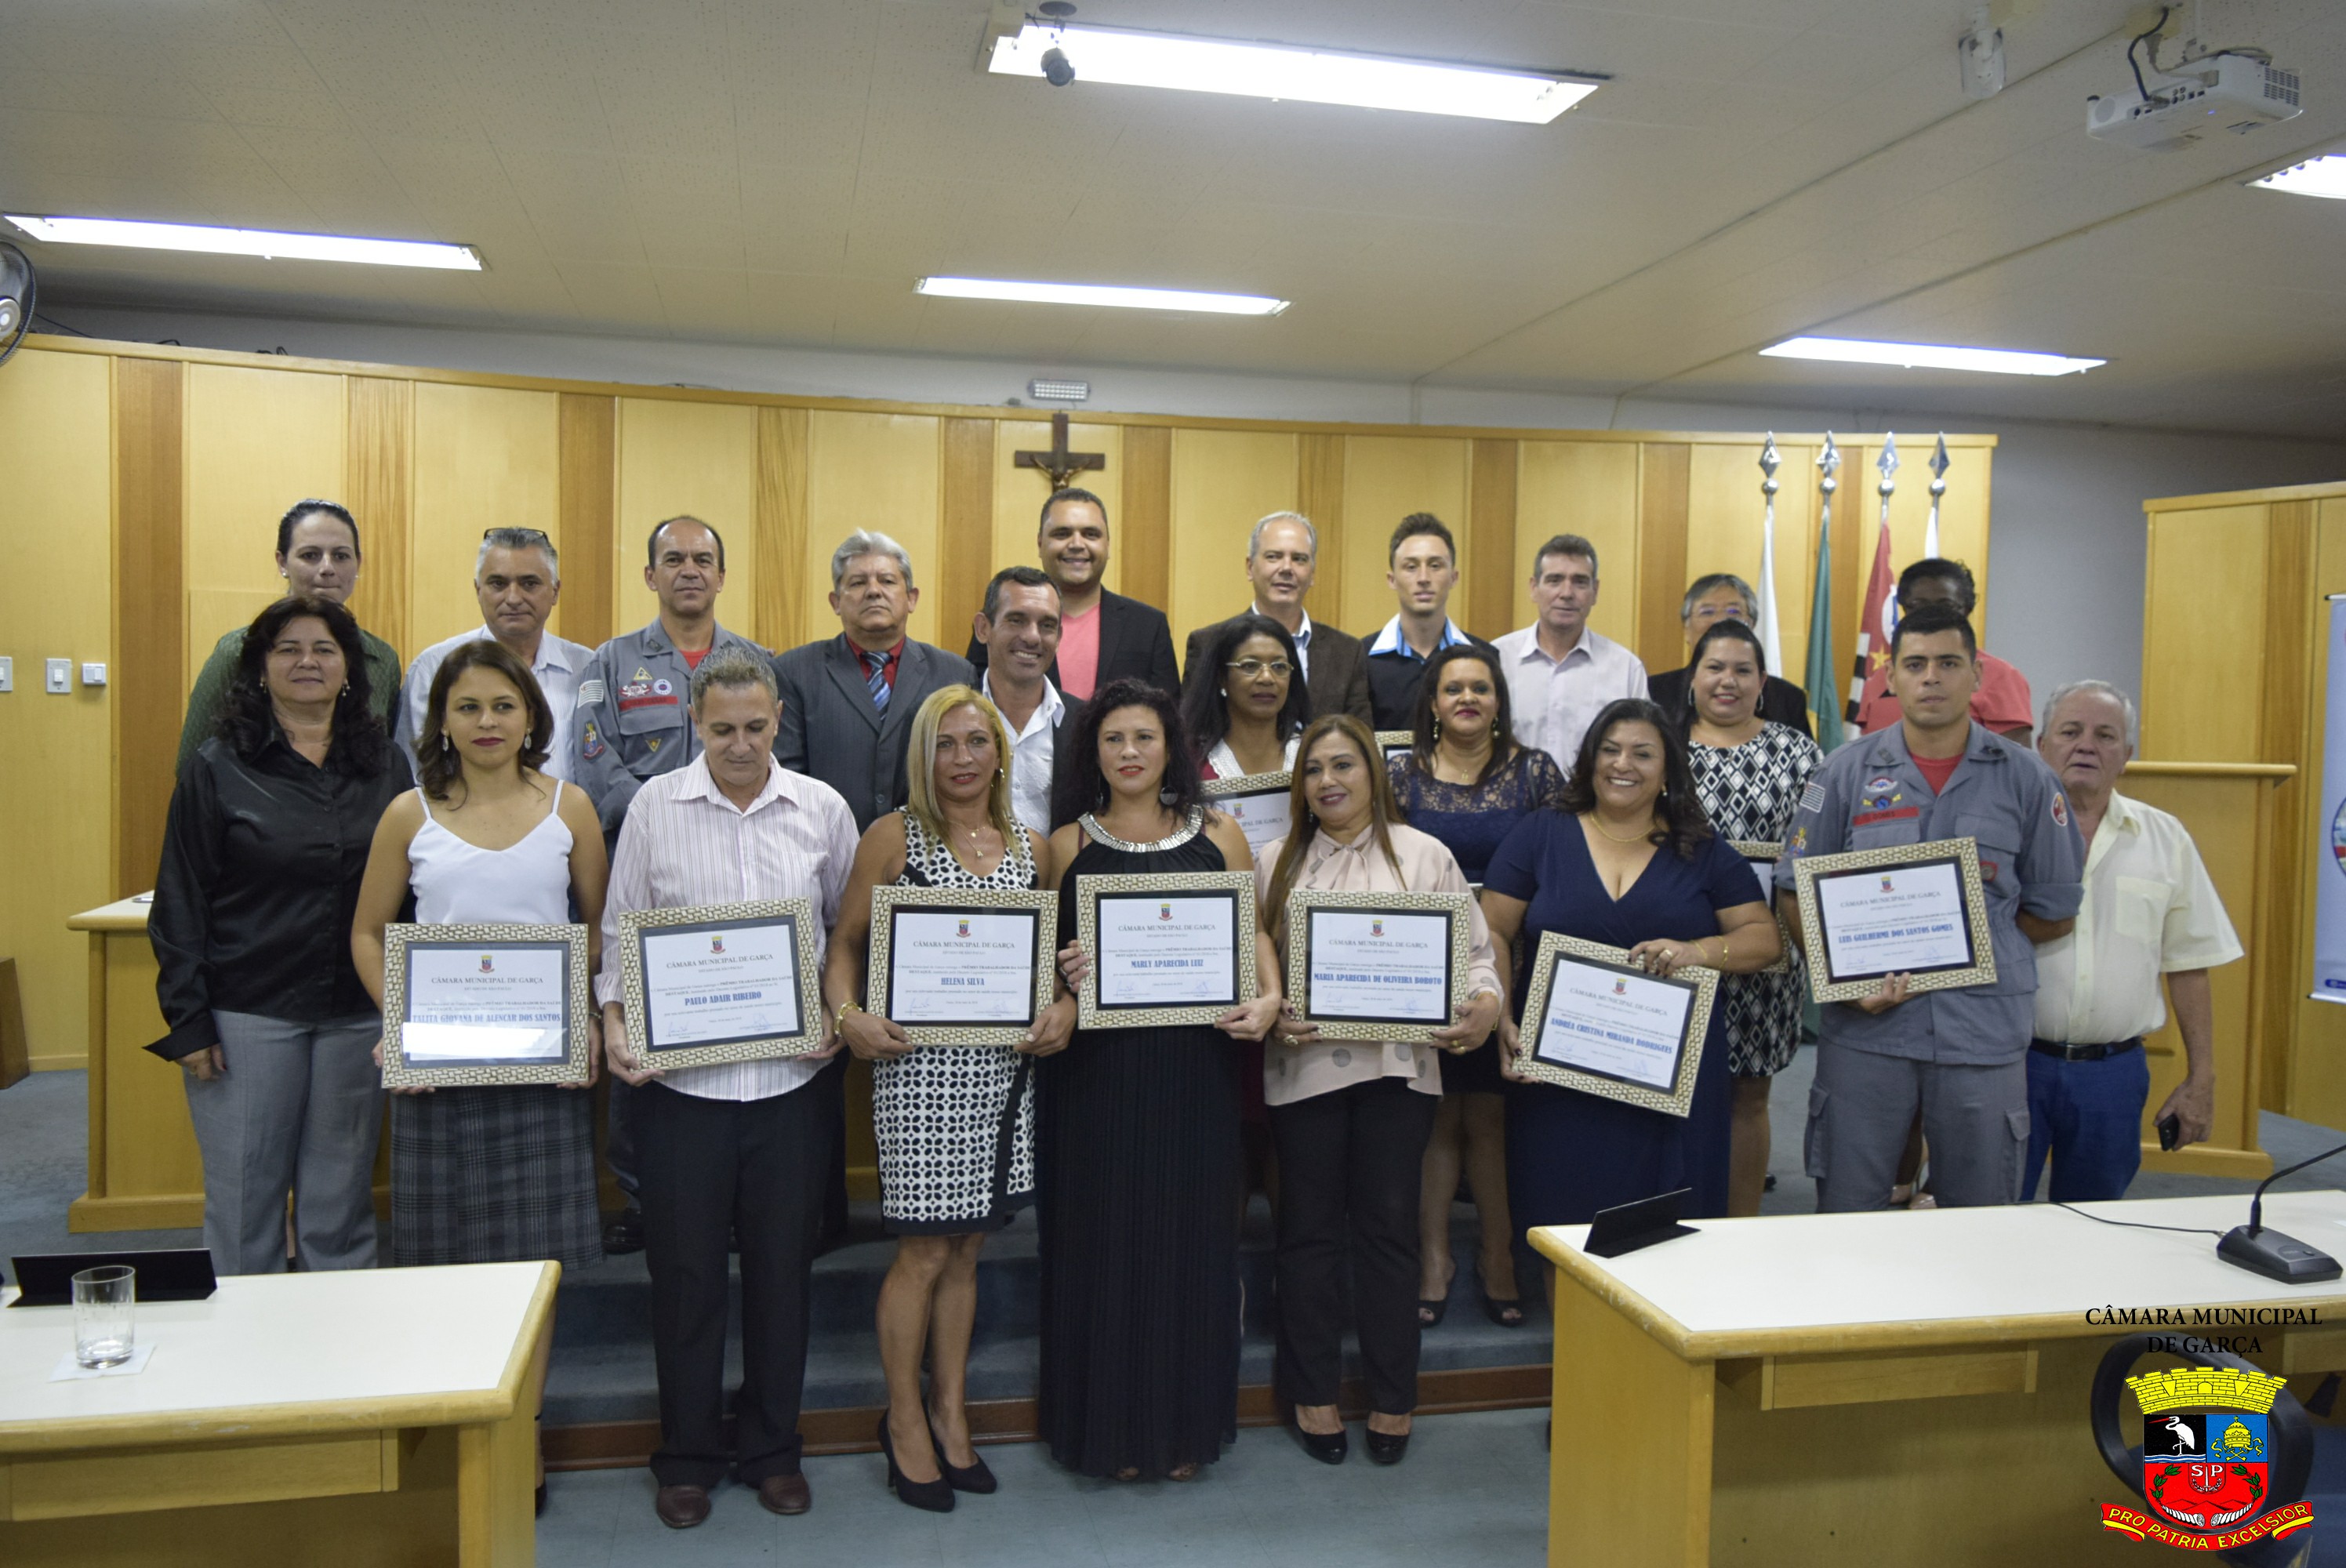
top-left (654, 1483), bottom-right (710, 1529)
top-left (757, 1472), bottom-right (812, 1515)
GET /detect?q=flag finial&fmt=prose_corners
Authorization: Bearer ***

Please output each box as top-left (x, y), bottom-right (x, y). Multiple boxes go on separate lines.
top-left (1876, 432), bottom-right (1899, 499)
top-left (1760, 434), bottom-right (1780, 495)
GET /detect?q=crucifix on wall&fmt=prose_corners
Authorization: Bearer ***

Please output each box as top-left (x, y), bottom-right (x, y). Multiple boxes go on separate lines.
top-left (1013, 410), bottom-right (1105, 492)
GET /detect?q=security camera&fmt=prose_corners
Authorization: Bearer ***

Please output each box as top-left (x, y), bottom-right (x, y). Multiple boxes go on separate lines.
top-left (1041, 47), bottom-right (1075, 86)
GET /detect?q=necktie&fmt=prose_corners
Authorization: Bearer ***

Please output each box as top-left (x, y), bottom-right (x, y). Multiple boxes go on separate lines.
top-left (862, 648), bottom-right (891, 714)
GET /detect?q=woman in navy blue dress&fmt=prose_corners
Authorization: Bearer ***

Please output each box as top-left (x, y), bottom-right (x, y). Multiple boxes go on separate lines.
top-left (1481, 699), bottom-right (1781, 1227)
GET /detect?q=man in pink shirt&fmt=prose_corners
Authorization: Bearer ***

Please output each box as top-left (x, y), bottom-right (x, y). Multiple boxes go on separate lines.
top-left (1853, 558), bottom-right (2033, 745)
top-left (964, 487), bottom-right (1181, 702)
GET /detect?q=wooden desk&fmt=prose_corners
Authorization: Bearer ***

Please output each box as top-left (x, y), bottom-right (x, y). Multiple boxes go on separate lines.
top-left (0, 1261), bottom-right (555, 1564)
top-left (65, 895), bottom-right (202, 1232)
top-left (1533, 1192), bottom-right (2346, 1566)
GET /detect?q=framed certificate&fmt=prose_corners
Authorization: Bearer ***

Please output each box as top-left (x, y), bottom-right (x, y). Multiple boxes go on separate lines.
top-left (866, 886), bottom-right (1058, 1045)
top-left (1284, 889), bottom-right (1471, 1043)
top-left (381, 922), bottom-right (593, 1088)
top-left (1375, 730), bottom-right (1416, 764)
top-left (617, 899), bottom-right (825, 1069)
top-left (1202, 771), bottom-right (1294, 858)
top-left (1076, 871), bottom-right (1259, 1029)
top-left (1513, 933), bottom-right (1718, 1118)
top-left (1792, 837), bottom-right (1996, 1002)
top-left (1731, 840), bottom-right (1795, 977)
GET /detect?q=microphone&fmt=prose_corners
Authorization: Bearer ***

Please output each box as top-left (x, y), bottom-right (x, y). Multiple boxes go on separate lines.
top-left (2217, 1139), bottom-right (2346, 1283)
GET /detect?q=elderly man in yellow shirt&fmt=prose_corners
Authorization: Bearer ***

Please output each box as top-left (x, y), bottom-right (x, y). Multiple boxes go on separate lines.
top-left (2028, 681), bottom-right (2242, 1202)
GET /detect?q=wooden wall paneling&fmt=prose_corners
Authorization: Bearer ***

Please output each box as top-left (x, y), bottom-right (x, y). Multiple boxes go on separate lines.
top-left (1836, 440), bottom-right (1996, 656)
top-left (2139, 505), bottom-right (2269, 760)
top-left (754, 408), bottom-right (810, 657)
top-left (112, 357), bottom-right (183, 902)
top-left (1298, 434), bottom-right (1348, 633)
top-left (1339, 435), bottom-right (1470, 638)
top-left (800, 412), bottom-right (942, 651)
top-left (182, 365), bottom-right (347, 689)
top-left (1166, 430), bottom-right (1298, 654)
top-left (938, 417), bottom-right (997, 657)
top-left (1516, 442), bottom-right (1641, 648)
top-left (1636, 444), bottom-right (1693, 677)
top-left (343, 377), bottom-right (414, 658)
top-left (1467, 440), bottom-right (1519, 643)
top-left (990, 421), bottom-right (1123, 598)
top-left (1684, 441), bottom-right (1818, 685)
top-left (409, 384), bottom-right (560, 654)
top-left (556, 395), bottom-right (616, 651)
top-left (612, 399), bottom-right (761, 648)
top-left (0, 350), bottom-right (116, 1065)
top-left (2288, 498), bottom-right (2346, 1123)
top-left (1118, 426), bottom-right (1173, 619)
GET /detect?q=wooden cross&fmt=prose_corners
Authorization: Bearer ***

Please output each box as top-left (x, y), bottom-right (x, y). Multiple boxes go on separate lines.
top-left (1013, 411), bottom-right (1105, 492)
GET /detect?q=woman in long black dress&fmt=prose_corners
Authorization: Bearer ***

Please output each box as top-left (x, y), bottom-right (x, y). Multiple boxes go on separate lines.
top-left (1039, 678), bottom-right (1281, 1481)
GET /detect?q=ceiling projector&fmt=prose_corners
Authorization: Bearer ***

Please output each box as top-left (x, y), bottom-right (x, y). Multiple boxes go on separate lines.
top-left (2088, 50), bottom-right (2301, 151)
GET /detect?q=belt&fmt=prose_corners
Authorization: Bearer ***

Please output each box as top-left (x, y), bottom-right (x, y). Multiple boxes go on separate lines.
top-left (2029, 1036), bottom-right (2142, 1062)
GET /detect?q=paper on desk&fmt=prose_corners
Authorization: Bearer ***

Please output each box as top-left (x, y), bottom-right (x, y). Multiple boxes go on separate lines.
top-left (50, 1342), bottom-right (156, 1381)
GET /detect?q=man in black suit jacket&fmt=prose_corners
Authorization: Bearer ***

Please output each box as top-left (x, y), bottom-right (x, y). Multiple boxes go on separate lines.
top-left (971, 565), bottom-right (1091, 833)
top-left (1180, 510), bottom-right (1372, 725)
top-left (1645, 570), bottom-right (1812, 736)
top-left (773, 529), bottom-right (976, 833)
top-left (965, 486), bottom-right (1181, 702)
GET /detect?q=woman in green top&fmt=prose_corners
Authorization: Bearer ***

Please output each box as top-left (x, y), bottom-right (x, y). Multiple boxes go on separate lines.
top-left (177, 499), bottom-right (403, 775)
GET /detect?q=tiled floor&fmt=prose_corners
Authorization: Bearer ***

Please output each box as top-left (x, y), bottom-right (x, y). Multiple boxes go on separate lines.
top-left (533, 1406), bottom-right (1553, 1567)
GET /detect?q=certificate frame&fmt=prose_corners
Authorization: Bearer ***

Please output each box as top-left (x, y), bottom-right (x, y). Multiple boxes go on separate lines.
top-left (617, 898), bottom-right (825, 1069)
top-left (1375, 729), bottom-right (1417, 764)
top-left (1201, 770), bottom-right (1295, 856)
top-left (381, 922), bottom-right (593, 1088)
top-left (1791, 836), bottom-right (1997, 1003)
top-left (1075, 870), bottom-right (1260, 1030)
top-left (866, 886), bottom-right (1059, 1046)
top-left (1284, 889), bottom-right (1472, 1043)
top-left (1512, 933), bottom-right (1718, 1117)
top-left (1731, 841), bottom-right (1796, 977)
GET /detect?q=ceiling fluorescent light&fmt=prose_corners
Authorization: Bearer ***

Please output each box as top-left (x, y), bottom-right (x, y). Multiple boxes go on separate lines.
top-left (2250, 154), bottom-right (2346, 200)
top-left (4, 215), bottom-right (481, 270)
top-left (1759, 336), bottom-right (2104, 377)
top-left (987, 23), bottom-right (1600, 124)
top-left (917, 276), bottom-right (1287, 316)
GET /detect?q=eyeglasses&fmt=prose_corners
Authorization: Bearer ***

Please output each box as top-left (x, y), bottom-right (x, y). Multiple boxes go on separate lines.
top-left (1227, 659), bottom-right (1294, 680)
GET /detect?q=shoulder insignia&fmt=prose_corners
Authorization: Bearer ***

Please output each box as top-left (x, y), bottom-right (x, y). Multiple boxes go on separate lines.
top-left (582, 721), bottom-right (605, 760)
top-left (1799, 780), bottom-right (1827, 815)
top-left (577, 678), bottom-right (605, 706)
top-left (2053, 792), bottom-right (2070, 828)
top-left (631, 666), bottom-right (652, 683)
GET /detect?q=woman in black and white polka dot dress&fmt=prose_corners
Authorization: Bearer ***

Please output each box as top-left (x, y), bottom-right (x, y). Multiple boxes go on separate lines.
top-left (824, 687), bottom-right (1074, 1508)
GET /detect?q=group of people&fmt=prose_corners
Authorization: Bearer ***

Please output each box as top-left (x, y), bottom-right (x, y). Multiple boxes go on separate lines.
top-left (145, 485), bottom-right (2240, 1528)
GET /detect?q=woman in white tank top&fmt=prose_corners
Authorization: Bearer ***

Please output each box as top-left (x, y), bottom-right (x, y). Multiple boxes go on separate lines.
top-left (353, 639), bottom-right (610, 1272)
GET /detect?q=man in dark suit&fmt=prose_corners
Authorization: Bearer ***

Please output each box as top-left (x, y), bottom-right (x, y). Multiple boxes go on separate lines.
top-left (972, 565), bottom-right (1088, 833)
top-left (1364, 512), bottom-right (1492, 730)
top-left (773, 529), bottom-right (977, 833)
top-left (1181, 510), bottom-right (1372, 725)
top-left (964, 487), bottom-right (1181, 702)
top-left (1647, 571), bottom-right (1813, 737)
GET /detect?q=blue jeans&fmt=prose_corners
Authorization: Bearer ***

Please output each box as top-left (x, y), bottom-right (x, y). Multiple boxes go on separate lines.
top-left (2023, 1045), bottom-right (2150, 1203)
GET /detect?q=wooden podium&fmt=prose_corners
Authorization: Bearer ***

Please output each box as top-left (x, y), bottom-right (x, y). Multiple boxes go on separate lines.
top-left (64, 895), bottom-right (203, 1232)
top-left (1532, 1192), bottom-right (2346, 1566)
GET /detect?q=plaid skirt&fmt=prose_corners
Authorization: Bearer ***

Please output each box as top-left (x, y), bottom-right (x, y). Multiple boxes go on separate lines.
top-left (390, 1084), bottom-right (603, 1270)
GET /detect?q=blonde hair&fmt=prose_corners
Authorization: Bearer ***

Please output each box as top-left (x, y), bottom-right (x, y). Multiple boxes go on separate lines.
top-left (903, 684), bottom-right (1019, 846)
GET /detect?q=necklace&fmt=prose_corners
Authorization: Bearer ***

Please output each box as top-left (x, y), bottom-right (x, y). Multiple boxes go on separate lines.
top-left (1585, 812), bottom-right (1655, 844)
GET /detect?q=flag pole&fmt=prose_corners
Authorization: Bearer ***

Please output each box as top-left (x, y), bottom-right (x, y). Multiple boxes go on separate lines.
top-left (1805, 434), bottom-right (1844, 751)
top-left (1756, 435), bottom-right (1784, 673)
top-left (1850, 434), bottom-right (1898, 726)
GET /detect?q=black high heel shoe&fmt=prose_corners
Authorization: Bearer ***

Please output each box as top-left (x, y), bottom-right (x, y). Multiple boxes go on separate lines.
top-left (1365, 1426), bottom-right (1411, 1465)
top-left (928, 1416), bottom-right (998, 1494)
top-left (877, 1414), bottom-right (954, 1512)
top-left (1289, 1417), bottom-right (1349, 1465)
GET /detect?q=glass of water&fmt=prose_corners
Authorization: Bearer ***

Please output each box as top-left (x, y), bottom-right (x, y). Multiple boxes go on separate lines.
top-left (71, 1265), bottom-right (136, 1368)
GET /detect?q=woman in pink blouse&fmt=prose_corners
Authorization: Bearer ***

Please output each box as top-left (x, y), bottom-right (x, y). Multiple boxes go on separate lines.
top-left (1255, 716), bottom-right (1502, 1465)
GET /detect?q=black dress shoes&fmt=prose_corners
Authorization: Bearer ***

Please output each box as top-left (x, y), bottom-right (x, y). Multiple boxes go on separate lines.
top-left (930, 1419), bottom-right (998, 1494)
top-left (601, 1205), bottom-right (645, 1256)
top-left (1365, 1428), bottom-right (1411, 1465)
top-left (757, 1472), bottom-right (812, 1515)
top-left (1290, 1419), bottom-right (1349, 1465)
top-left (879, 1415), bottom-right (955, 1512)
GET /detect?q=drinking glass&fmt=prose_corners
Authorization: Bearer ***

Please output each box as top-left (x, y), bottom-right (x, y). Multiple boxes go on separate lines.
top-left (71, 1264), bottom-right (136, 1369)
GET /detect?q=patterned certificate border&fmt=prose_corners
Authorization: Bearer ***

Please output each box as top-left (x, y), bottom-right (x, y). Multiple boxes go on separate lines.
top-left (1202, 770), bottom-right (1293, 802)
top-left (1284, 888), bottom-right (1472, 1043)
top-left (617, 898), bottom-right (824, 1069)
top-left (1375, 730), bottom-right (1416, 762)
top-left (1510, 933), bottom-right (1717, 1118)
top-left (382, 922), bottom-right (593, 1088)
top-left (1075, 870), bottom-right (1260, 1030)
top-left (1732, 840), bottom-right (1796, 977)
top-left (1791, 836), bottom-right (1996, 1004)
top-left (867, 885), bottom-right (1059, 1046)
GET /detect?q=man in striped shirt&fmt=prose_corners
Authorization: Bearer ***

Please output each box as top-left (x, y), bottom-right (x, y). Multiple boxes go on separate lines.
top-left (598, 648), bottom-right (858, 1531)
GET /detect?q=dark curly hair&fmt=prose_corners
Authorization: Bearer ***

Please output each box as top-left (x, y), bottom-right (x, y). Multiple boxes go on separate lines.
top-left (1407, 642), bottom-right (1518, 784)
top-left (1180, 613), bottom-right (1310, 763)
top-left (1055, 677), bottom-right (1203, 827)
top-left (1556, 697), bottom-right (1712, 860)
top-left (414, 639), bottom-right (554, 800)
top-left (222, 595), bottom-right (390, 778)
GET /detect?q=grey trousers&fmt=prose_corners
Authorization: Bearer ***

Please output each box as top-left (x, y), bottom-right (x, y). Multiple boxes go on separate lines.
top-left (1806, 1044), bottom-right (2028, 1211)
top-left (183, 1010), bottom-right (385, 1275)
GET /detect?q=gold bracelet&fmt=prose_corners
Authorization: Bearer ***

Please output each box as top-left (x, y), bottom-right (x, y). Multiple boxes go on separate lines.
top-left (835, 1000), bottom-right (863, 1032)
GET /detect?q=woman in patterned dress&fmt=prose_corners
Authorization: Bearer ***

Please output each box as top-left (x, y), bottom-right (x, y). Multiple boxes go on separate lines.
top-left (1680, 620), bottom-right (1823, 1216)
top-left (825, 685), bottom-right (1074, 1511)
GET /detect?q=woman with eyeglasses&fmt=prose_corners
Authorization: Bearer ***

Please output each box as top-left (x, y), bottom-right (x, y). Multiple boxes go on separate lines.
top-left (1182, 614), bottom-right (1311, 780)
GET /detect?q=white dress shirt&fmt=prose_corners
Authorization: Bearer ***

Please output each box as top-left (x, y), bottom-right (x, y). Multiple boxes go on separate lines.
top-left (2032, 790), bottom-right (2242, 1045)
top-left (597, 755), bottom-right (859, 1101)
top-left (982, 671), bottom-right (1066, 836)
top-left (1490, 623), bottom-right (1648, 779)
top-left (398, 624), bottom-right (594, 782)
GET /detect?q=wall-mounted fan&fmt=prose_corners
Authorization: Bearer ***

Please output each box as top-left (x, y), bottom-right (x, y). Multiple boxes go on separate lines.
top-left (0, 241), bottom-right (36, 368)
